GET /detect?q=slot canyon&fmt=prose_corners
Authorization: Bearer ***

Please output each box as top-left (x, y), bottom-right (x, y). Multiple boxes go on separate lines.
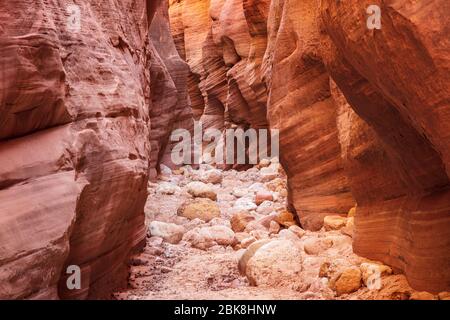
top-left (0, 0), bottom-right (449, 300)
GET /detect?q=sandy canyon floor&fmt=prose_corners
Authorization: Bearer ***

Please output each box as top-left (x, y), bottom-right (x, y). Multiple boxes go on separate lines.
top-left (113, 161), bottom-right (440, 300)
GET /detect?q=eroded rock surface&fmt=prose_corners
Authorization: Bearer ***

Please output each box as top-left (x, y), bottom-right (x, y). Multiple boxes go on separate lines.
top-left (0, 0), bottom-right (191, 299)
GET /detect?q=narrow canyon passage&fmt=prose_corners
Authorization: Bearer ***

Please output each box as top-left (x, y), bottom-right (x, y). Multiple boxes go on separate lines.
top-left (1, 0), bottom-right (449, 301)
top-left (113, 162), bottom-right (419, 300)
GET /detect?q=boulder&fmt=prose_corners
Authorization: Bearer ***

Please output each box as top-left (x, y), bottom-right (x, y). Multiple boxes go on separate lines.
top-left (323, 215), bottom-right (348, 231)
top-left (245, 240), bottom-right (303, 287)
top-left (230, 211), bottom-right (255, 232)
top-left (183, 225), bottom-right (237, 250)
top-left (255, 191), bottom-right (273, 205)
top-left (274, 210), bottom-right (297, 227)
top-left (303, 237), bottom-right (333, 255)
top-left (149, 221), bottom-right (185, 244)
top-left (238, 240), bottom-right (272, 275)
top-left (177, 198), bottom-right (221, 222)
top-left (333, 268), bottom-right (362, 296)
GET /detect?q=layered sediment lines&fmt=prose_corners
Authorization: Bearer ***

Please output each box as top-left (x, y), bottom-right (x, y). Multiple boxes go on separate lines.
top-left (169, 0), bottom-right (449, 292)
top-left (0, 0), bottom-right (191, 299)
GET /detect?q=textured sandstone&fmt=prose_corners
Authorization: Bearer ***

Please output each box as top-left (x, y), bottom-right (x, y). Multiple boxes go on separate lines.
top-left (0, 0), bottom-right (190, 299)
top-left (178, 198), bottom-right (221, 222)
top-left (321, 0), bottom-right (450, 292)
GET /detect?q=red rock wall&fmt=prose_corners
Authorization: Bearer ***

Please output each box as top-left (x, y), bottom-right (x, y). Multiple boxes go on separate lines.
top-left (264, 0), bottom-right (355, 230)
top-left (169, 0), bottom-right (449, 292)
top-left (320, 0), bottom-right (450, 292)
top-left (0, 0), bottom-right (189, 299)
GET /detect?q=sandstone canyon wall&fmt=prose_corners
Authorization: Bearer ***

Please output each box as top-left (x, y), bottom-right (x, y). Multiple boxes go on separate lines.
top-left (168, 0), bottom-right (449, 292)
top-left (320, 0), bottom-right (450, 292)
top-left (0, 0), bottom-right (191, 299)
top-left (0, 0), bottom-right (448, 298)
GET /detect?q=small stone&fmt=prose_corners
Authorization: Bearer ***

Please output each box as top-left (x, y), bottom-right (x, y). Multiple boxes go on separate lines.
top-left (149, 221), bottom-right (186, 244)
top-left (234, 197), bottom-right (258, 211)
top-left (177, 198), bottom-right (221, 222)
top-left (274, 210), bottom-right (297, 227)
top-left (255, 191), bottom-right (273, 205)
top-left (232, 188), bottom-right (248, 198)
top-left (288, 225), bottom-right (306, 239)
top-left (249, 229), bottom-right (270, 240)
top-left (323, 215), bottom-right (348, 231)
top-left (259, 170), bottom-right (278, 182)
top-left (183, 225), bottom-right (237, 250)
top-left (159, 164), bottom-right (172, 175)
top-left (258, 158), bottom-right (271, 168)
top-left (278, 229), bottom-right (300, 241)
top-left (319, 262), bottom-right (331, 278)
top-left (231, 211), bottom-right (255, 232)
top-left (200, 169), bottom-right (223, 184)
top-left (241, 237), bottom-right (257, 248)
top-left (334, 268), bottom-right (362, 296)
top-left (269, 221), bottom-right (280, 234)
top-left (410, 292), bottom-right (437, 300)
top-left (256, 200), bottom-right (274, 215)
top-left (186, 181), bottom-right (217, 201)
top-left (265, 178), bottom-right (286, 192)
top-left (438, 292), bottom-right (450, 300)
top-left (235, 232), bottom-right (251, 243)
top-left (172, 168), bottom-right (184, 175)
top-left (390, 291), bottom-right (411, 300)
top-left (156, 182), bottom-right (180, 195)
top-left (209, 217), bottom-right (232, 229)
top-left (256, 213), bottom-right (277, 228)
top-left (303, 237), bottom-right (333, 255)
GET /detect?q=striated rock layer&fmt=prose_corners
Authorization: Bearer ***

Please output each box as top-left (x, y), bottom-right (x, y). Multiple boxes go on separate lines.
top-left (0, 0), bottom-right (191, 299)
top-left (264, 0), bottom-right (354, 230)
top-left (320, 0), bottom-right (450, 292)
top-left (169, 0), bottom-right (449, 292)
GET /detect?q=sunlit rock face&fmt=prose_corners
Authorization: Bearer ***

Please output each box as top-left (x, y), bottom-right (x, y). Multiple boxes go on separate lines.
top-left (0, 0), bottom-right (188, 299)
top-left (168, 0), bottom-right (271, 170)
top-left (169, 0), bottom-right (449, 292)
top-left (149, 0), bottom-right (194, 178)
top-left (320, 0), bottom-right (450, 292)
top-left (264, 0), bottom-right (355, 231)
